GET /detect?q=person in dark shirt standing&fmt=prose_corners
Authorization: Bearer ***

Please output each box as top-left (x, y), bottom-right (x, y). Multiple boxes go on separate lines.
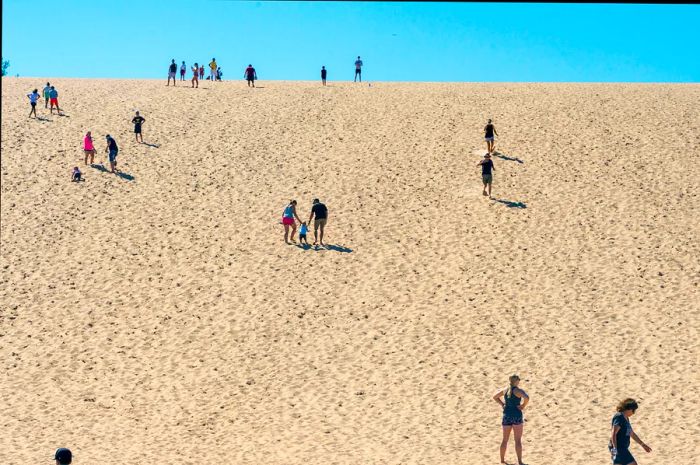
top-left (354, 56), bottom-right (363, 82)
top-left (321, 66), bottom-right (327, 86)
top-left (484, 118), bottom-right (498, 154)
top-left (168, 59), bottom-right (177, 86)
top-left (132, 111), bottom-right (145, 143)
top-left (609, 398), bottom-right (652, 465)
top-left (308, 198), bottom-right (328, 246)
top-left (244, 64), bottom-right (257, 87)
top-left (477, 153), bottom-right (495, 197)
top-left (493, 375), bottom-right (529, 465)
top-left (105, 134), bottom-right (119, 173)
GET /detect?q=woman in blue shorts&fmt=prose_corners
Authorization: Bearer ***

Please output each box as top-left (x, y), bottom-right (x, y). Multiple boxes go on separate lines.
top-left (609, 398), bottom-right (652, 465)
top-left (493, 374), bottom-right (529, 465)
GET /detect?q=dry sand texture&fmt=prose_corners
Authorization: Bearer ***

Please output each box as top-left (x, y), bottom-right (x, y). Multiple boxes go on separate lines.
top-left (1, 78), bottom-right (699, 464)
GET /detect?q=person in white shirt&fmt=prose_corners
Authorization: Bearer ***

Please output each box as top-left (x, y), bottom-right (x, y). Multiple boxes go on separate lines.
top-left (27, 88), bottom-right (40, 118)
top-left (354, 56), bottom-right (363, 82)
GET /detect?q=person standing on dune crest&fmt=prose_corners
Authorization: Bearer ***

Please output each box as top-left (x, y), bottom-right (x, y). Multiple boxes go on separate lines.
top-left (245, 64), bottom-right (257, 87)
top-left (167, 59), bottom-right (177, 86)
top-left (354, 56), bottom-right (363, 82)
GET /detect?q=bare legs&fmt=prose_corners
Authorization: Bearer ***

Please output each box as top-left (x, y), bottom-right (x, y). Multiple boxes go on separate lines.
top-left (483, 179), bottom-right (492, 197)
top-left (29, 105), bottom-right (37, 118)
top-left (486, 139), bottom-right (495, 154)
top-left (500, 424), bottom-right (525, 465)
top-left (135, 132), bottom-right (143, 143)
top-left (284, 223), bottom-right (297, 244)
top-left (192, 77), bottom-right (198, 88)
top-left (84, 150), bottom-right (95, 165)
top-left (313, 223), bottom-right (325, 246)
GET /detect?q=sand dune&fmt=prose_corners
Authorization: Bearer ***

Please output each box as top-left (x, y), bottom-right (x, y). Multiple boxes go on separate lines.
top-left (1, 78), bottom-right (698, 464)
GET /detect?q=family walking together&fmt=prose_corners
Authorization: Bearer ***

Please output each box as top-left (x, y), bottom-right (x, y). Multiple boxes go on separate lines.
top-left (281, 199), bottom-right (328, 246)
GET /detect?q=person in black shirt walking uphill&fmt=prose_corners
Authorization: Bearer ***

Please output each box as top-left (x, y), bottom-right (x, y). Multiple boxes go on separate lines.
top-left (484, 118), bottom-right (498, 154)
top-left (609, 398), bottom-right (652, 465)
top-left (132, 111), bottom-right (145, 143)
top-left (321, 66), bottom-right (327, 86)
top-left (308, 198), bottom-right (328, 246)
top-left (493, 375), bottom-right (529, 465)
top-left (167, 59), bottom-right (177, 86)
top-left (477, 153), bottom-right (495, 197)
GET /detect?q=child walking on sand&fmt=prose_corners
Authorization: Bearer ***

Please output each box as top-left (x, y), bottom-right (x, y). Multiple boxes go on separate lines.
top-left (299, 222), bottom-right (309, 245)
top-left (83, 131), bottom-right (96, 164)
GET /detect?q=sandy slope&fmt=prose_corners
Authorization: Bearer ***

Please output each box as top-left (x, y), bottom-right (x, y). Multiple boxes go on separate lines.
top-left (1, 78), bottom-right (698, 465)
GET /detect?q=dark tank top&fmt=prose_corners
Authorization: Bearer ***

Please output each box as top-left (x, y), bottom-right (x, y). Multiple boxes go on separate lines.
top-left (503, 387), bottom-right (522, 417)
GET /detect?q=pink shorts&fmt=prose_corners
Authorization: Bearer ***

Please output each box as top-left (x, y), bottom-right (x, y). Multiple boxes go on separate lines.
top-left (282, 216), bottom-right (295, 226)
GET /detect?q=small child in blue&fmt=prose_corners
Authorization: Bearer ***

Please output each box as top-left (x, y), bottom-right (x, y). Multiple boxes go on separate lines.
top-left (299, 222), bottom-right (309, 245)
top-left (71, 166), bottom-right (82, 182)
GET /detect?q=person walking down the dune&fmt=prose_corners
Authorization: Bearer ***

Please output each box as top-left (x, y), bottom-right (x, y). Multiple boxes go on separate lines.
top-left (478, 153), bottom-right (495, 197)
top-left (484, 119), bottom-right (498, 154)
top-left (281, 200), bottom-right (302, 244)
top-left (27, 88), bottom-right (40, 118)
top-left (308, 198), bottom-right (328, 246)
top-left (48, 86), bottom-right (61, 115)
top-left (167, 59), bottom-right (177, 86)
top-left (493, 375), bottom-right (529, 465)
top-left (83, 131), bottom-right (97, 165)
top-left (354, 56), bottom-right (363, 82)
top-left (321, 66), bottom-right (327, 86)
top-left (43, 82), bottom-right (52, 108)
top-left (180, 61), bottom-right (186, 81)
top-left (105, 134), bottom-right (119, 173)
top-left (609, 398), bottom-right (652, 465)
top-left (209, 58), bottom-right (218, 81)
top-left (132, 111), bottom-right (145, 143)
top-left (244, 64), bottom-right (257, 87)
top-left (191, 63), bottom-right (199, 88)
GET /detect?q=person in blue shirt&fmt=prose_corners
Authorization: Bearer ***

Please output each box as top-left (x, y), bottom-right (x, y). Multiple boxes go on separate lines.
top-left (27, 88), bottom-right (40, 118)
top-left (609, 398), bottom-right (652, 465)
top-left (493, 375), bottom-right (529, 465)
top-left (49, 86), bottom-right (61, 114)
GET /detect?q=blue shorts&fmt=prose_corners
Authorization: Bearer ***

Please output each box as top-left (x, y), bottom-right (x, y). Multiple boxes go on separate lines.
top-left (502, 415), bottom-right (523, 426)
top-left (485, 136), bottom-right (495, 142)
top-left (109, 149), bottom-right (118, 163)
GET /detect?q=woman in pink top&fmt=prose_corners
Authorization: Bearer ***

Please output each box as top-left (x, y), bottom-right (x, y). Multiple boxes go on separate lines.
top-left (83, 131), bottom-right (96, 165)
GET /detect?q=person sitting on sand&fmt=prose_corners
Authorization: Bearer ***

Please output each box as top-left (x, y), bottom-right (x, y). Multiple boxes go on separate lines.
top-left (191, 63), bottom-right (199, 88)
top-left (105, 134), bottom-right (119, 173)
top-left (43, 82), bottom-right (52, 108)
top-left (299, 222), bottom-right (309, 245)
top-left (71, 166), bottom-right (82, 182)
top-left (477, 153), bottom-right (495, 197)
top-left (484, 119), bottom-right (498, 154)
top-left (282, 200), bottom-right (302, 244)
top-left (27, 88), bottom-right (40, 118)
top-left (83, 131), bottom-right (96, 164)
top-left (308, 198), bottom-right (328, 246)
top-left (609, 398), bottom-right (652, 465)
top-left (54, 447), bottom-right (72, 465)
top-left (132, 111), bottom-right (145, 143)
top-left (493, 374), bottom-right (529, 465)
top-left (167, 59), bottom-right (177, 86)
top-left (244, 64), bottom-right (257, 87)
top-left (48, 86), bottom-right (60, 114)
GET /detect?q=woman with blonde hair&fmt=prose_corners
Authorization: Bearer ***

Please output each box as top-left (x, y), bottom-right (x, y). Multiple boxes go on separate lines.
top-left (493, 374), bottom-right (529, 465)
top-left (609, 398), bottom-right (652, 465)
top-left (281, 200), bottom-right (301, 244)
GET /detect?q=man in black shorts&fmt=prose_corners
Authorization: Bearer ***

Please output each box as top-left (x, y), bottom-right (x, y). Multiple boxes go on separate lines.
top-left (132, 111), bottom-right (145, 143)
top-left (321, 66), bottom-right (327, 86)
top-left (354, 56), bottom-right (363, 82)
top-left (308, 198), bottom-right (328, 246)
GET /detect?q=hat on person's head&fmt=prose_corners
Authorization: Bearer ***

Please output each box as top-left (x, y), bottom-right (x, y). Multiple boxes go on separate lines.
top-left (54, 447), bottom-right (72, 465)
top-left (485, 153), bottom-right (491, 158)
top-left (312, 198), bottom-right (320, 204)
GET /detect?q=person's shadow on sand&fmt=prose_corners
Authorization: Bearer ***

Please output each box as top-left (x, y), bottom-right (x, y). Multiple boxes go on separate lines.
top-left (142, 142), bottom-right (159, 148)
top-left (492, 151), bottom-right (524, 164)
top-left (90, 164), bottom-right (135, 181)
top-left (296, 243), bottom-right (353, 253)
top-left (493, 198), bottom-right (527, 209)
top-left (36, 116), bottom-right (52, 122)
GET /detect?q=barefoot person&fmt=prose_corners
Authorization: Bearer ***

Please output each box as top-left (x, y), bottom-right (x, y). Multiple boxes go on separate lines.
top-left (609, 398), bottom-right (652, 465)
top-left (493, 375), bottom-right (529, 465)
top-left (321, 66), bottom-right (327, 86)
top-left (484, 119), bottom-right (498, 154)
top-left (281, 200), bottom-right (301, 244)
top-left (180, 61), bottom-right (186, 81)
top-left (27, 88), bottom-right (40, 118)
top-left (354, 56), bottom-right (363, 82)
top-left (209, 58), bottom-right (218, 81)
top-left (83, 131), bottom-right (96, 164)
top-left (191, 63), bottom-right (199, 88)
top-left (477, 153), bottom-right (495, 197)
top-left (244, 64), bottom-right (257, 87)
top-left (43, 82), bottom-right (51, 108)
top-left (48, 86), bottom-right (61, 114)
top-left (132, 111), bottom-right (145, 143)
top-left (105, 134), bottom-right (119, 173)
top-left (199, 63), bottom-right (205, 80)
top-left (167, 59), bottom-right (177, 86)
top-left (308, 198), bottom-right (328, 246)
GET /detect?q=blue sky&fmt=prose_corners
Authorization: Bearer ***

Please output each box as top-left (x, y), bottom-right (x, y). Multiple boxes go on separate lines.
top-left (2, 1), bottom-right (699, 82)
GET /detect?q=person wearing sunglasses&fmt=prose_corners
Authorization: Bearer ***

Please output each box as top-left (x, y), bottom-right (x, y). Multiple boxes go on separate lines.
top-left (609, 398), bottom-right (652, 465)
